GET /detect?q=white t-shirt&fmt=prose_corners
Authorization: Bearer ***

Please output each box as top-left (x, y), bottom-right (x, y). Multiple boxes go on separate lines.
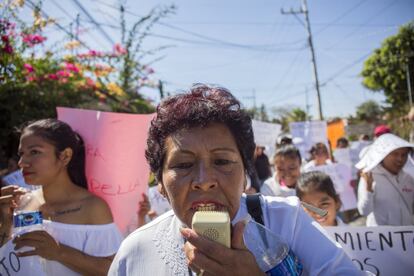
top-left (303, 159), bottom-right (333, 172)
top-left (260, 175), bottom-right (296, 197)
top-left (109, 195), bottom-right (363, 275)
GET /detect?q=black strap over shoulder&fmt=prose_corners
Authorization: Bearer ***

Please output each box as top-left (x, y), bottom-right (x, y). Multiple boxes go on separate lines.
top-left (246, 193), bottom-right (264, 226)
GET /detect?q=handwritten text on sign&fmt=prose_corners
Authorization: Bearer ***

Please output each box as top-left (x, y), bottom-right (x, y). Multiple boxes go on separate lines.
top-left (325, 226), bottom-right (414, 276)
top-left (57, 107), bottom-right (155, 235)
top-left (0, 240), bottom-right (43, 276)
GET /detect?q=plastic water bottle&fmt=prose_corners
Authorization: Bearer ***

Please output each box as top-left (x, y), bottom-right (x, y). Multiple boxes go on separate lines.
top-left (12, 188), bottom-right (45, 237)
top-left (13, 210), bottom-right (44, 236)
top-left (12, 190), bottom-right (46, 274)
top-left (243, 215), bottom-right (303, 275)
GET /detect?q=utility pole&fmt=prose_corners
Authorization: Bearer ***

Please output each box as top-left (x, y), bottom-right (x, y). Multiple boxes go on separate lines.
top-left (305, 87), bottom-right (311, 121)
top-left (158, 80), bottom-right (165, 99)
top-left (281, 0), bottom-right (323, 120)
top-left (406, 55), bottom-right (413, 107)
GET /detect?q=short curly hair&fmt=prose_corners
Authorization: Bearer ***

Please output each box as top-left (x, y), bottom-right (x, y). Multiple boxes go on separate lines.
top-left (145, 84), bottom-right (256, 183)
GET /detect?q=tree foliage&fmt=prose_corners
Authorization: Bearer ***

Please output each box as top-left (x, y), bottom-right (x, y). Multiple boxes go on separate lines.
top-left (361, 21), bottom-right (414, 108)
top-left (355, 100), bottom-right (382, 123)
top-left (0, 2), bottom-right (173, 161)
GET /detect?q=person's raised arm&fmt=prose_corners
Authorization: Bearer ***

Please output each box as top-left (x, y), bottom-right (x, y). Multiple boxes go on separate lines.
top-left (357, 172), bottom-right (374, 216)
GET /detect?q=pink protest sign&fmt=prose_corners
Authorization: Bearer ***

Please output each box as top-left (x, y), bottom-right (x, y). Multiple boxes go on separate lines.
top-left (57, 107), bottom-right (155, 235)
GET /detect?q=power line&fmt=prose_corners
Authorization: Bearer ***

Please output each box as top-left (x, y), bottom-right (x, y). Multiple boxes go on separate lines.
top-left (320, 52), bottom-right (371, 86)
top-left (281, 0), bottom-right (323, 120)
top-left (313, 0), bottom-right (369, 36)
top-left (25, 0), bottom-right (92, 50)
top-left (325, 0), bottom-right (399, 50)
top-left (71, 0), bottom-right (115, 46)
top-left (91, 1), bottom-right (307, 50)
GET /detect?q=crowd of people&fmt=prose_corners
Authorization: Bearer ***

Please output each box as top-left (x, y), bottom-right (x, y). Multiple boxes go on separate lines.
top-left (0, 84), bottom-right (413, 275)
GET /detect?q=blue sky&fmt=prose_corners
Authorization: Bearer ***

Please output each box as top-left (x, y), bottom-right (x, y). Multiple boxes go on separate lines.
top-left (13, 0), bottom-right (414, 119)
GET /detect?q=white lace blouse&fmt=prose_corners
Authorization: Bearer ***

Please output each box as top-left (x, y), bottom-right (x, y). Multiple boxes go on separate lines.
top-left (109, 195), bottom-right (363, 275)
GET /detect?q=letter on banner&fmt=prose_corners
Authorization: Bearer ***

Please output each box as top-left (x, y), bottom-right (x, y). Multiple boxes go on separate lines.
top-left (0, 240), bottom-right (43, 275)
top-left (325, 226), bottom-right (414, 276)
top-left (57, 107), bottom-right (155, 235)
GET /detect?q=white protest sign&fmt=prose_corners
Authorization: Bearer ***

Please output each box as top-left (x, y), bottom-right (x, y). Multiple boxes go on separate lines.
top-left (289, 121), bottom-right (328, 160)
top-left (307, 163), bottom-right (357, 211)
top-left (333, 148), bottom-right (352, 168)
top-left (334, 148), bottom-right (360, 180)
top-left (252, 120), bottom-right (282, 159)
top-left (403, 156), bottom-right (414, 179)
top-left (325, 226), bottom-right (414, 276)
top-left (1, 171), bottom-right (33, 191)
top-left (0, 239), bottom-right (44, 276)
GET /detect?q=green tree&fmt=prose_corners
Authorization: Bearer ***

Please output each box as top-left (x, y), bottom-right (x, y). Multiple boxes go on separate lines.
top-left (361, 22), bottom-right (414, 108)
top-left (270, 106), bottom-right (310, 131)
top-left (0, 2), bottom-right (173, 162)
top-left (287, 108), bottom-right (308, 122)
top-left (355, 100), bottom-right (382, 123)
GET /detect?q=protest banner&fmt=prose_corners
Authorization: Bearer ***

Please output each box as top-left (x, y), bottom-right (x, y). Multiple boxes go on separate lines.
top-left (0, 239), bottom-right (43, 276)
top-left (289, 121), bottom-right (328, 160)
top-left (57, 107), bottom-right (155, 235)
top-left (404, 156), bottom-right (414, 179)
top-left (252, 120), bottom-right (282, 159)
top-left (325, 226), bottom-right (414, 276)
top-left (1, 170), bottom-right (34, 191)
top-left (333, 148), bottom-right (353, 168)
top-left (327, 119), bottom-right (345, 150)
top-left (307, 163), bottom-right (357, 211)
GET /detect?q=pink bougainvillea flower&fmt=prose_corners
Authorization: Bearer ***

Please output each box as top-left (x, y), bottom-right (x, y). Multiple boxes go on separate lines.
top-left (85, 77), bottom-right (95, 88)
top-left (77, 50), bottom-right (104, 59)
top-left (113, 43), bottom-right (127, 55)
top-left (142, 65), bottom-right (155, 74)
top-left (47, 73), bottom-right (58, 80)
top-left (1, 35), bottom-right (9, 43)
top-left (26, 75), bottom-right (37, 82)
top-left (24, 63), bottom-right (34, 73)
top-left (56, 70), bottom-right (71, 78)
top-left (3, 44), bottom-right (13, 54)
top-left (64, 62), bottom-right (80, 73)
top-left (22, 34), bottom-right (47, 47)
top-left (59, 77), bottom-right (69, 84)
top-left (88, 50), bottom-right (103, 57)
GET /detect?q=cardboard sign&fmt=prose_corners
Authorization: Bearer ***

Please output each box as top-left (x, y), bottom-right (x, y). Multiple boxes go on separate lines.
top-left (306, 163), bottom-right (357, 211)
top-left (252, 120), bottom-right (282, 159)
top-left (1, 171), bottom-right (35, 191)
top-left (327, 119), bottom-right (345, 150)
top-left (57, 107), bottom-right (155, 235)
top-left (289, 121), bottom-right (328, 160)
top-left (0, 239), bottom-right (44, 276)
top-left (325, 226), bottom-right (414, 276)
top-left (333, 148), bottom-right (353, 168)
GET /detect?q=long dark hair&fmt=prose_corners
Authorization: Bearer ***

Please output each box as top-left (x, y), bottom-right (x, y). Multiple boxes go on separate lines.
top-left (21, 119), bottom-right (87, 189)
